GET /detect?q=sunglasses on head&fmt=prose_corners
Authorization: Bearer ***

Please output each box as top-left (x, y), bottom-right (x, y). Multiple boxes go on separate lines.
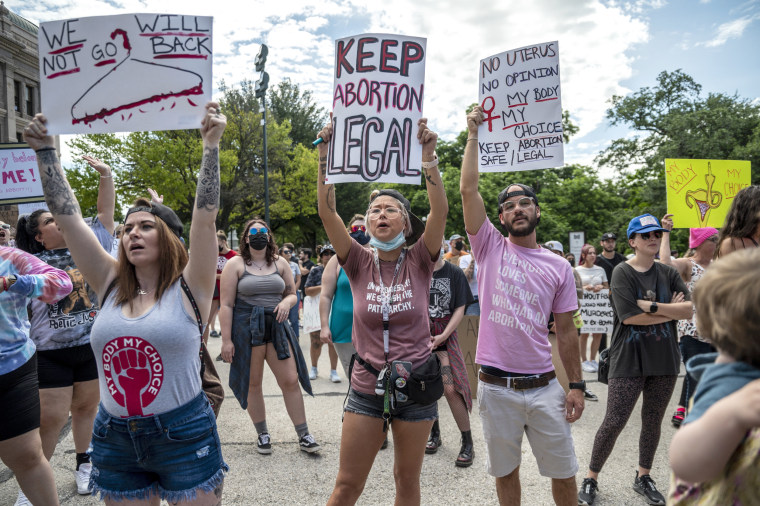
top-left (350, 225), bottom-right (366, 233)
top-left (639, 231), bottom-right (663, 240)
top-left (249, 226), bottom-right (268, 235)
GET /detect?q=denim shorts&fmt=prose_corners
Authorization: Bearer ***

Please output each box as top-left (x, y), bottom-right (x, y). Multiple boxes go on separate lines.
top-left (89, 392), bottom-right (228, 502)
top-left (345, 388), bottom-right (438, 423)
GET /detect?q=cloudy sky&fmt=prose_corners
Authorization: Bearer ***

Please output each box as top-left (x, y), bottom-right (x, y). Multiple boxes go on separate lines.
top-left (13, 0), bottom-right (760, 175)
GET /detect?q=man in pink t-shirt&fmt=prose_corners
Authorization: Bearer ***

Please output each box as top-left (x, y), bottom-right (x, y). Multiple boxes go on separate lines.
top-left (461, 107), bottom-right (585, 505)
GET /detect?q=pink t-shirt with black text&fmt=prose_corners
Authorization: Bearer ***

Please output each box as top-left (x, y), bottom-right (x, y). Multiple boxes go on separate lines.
top-left (468, 220), bottom-right (577, 374)
top-left (341, 237), bottom-right (435, 394)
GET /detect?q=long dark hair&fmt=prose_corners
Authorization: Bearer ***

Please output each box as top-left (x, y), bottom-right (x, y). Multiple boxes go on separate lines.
top-left (715, 185), bottom-right (760, 258)
top-left (15, 209), bottom-right (47, 254)
top-left (579, 244), bottom-right (595, 266)
top-left (239, 217), bottom-right (278, 266)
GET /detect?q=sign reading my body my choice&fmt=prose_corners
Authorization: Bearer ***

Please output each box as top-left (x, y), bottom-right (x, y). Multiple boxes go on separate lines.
top-left (478, 41), bottom-right (563, 172)
top-left (38, 13), bottom-right (213, 135)
top-left (328, 34), bottom-right (426, 185)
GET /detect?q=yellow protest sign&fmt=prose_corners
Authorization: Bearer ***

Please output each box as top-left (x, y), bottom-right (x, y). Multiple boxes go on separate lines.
top-left (665, 159), bottom-right (751, 228)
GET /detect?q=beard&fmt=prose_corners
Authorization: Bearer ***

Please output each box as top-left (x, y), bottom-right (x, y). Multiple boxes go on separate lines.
top-left (500, 213), bottom-right (538, 237)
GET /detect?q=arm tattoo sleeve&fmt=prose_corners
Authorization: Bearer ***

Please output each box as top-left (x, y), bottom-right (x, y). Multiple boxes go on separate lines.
top-left (37, 149), bottom-right (81, 216)
top-left (197, 147), bottom-right (220, 211)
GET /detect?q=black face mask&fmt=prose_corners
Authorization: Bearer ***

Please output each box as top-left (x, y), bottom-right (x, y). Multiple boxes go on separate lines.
top-left (350, 230), bottom-right (370, 245)
top-left (218, 245), bottom-right (224, 252)
top-left (249, 235), bottom-right (269, 251)
top-left (454, 241), bottom-right (464, 250)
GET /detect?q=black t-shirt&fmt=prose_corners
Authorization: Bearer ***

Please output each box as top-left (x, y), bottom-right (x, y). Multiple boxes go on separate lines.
top-left (595, 251), bottom-right (626, 284)
top-left (608, 261), bottom-right (689, 378)
top-left (299, 259), bottom-right (315, 292)
top-left (428, 262), bottom-right (474, 319)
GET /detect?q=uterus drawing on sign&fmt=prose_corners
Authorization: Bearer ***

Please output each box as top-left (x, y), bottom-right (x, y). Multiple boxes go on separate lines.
top-left (685, 162), bottom-right (722, 227)
top-left (70, 28), bottom-right (203, 126)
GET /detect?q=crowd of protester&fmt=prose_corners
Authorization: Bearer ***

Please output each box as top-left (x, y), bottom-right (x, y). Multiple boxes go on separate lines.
top-left (1, 105), bottom-right (757, 506)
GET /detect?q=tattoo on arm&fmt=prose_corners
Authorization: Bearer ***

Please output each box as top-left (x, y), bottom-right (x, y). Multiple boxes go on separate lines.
top-left (38, 150), bottom-right (81, 216)
top-left (319, 156), bottom-right (327, 180)
top-left (327, 185), bottom-right (336, 213)
top-left (197, 147), bottom-right (220, 211)
top-left (423, 167), bottom-right (437, 186)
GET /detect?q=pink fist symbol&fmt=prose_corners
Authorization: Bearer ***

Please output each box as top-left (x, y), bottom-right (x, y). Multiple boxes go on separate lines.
top-left (113, 349), bottom-right (150, 416)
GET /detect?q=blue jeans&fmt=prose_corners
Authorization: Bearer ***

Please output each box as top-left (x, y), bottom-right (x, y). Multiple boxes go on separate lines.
top-left (345, 389), bottom-right (438, 422)
top-left (464, 299), bottom-right (480, 316)
top-left (89, 393), bottom-right (228, 502)
top-left (678, 335), bottom-right (715, 408)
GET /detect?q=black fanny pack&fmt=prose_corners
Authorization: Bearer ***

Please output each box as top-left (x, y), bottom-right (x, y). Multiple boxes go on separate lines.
top-left (354, 353), bottom-right (444, 406)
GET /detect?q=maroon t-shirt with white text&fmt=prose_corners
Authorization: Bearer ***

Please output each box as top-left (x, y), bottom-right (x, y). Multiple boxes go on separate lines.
top-left (341, 238), bottom-right (435, 394)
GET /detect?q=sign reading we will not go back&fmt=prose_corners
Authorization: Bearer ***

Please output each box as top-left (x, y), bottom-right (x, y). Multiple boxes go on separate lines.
top-left (477, 41), bottom-right (564, 173)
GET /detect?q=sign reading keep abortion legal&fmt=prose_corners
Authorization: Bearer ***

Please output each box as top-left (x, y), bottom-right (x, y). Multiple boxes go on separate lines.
top-left (477, 41), bottom-right (564, 172)
top-left (38, 13), bottom-right (213, 135)
top-left (327, 33), bottom-right (426, 185)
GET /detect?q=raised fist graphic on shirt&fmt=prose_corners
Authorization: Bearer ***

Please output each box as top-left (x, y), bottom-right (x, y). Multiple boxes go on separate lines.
top-left (112, 349), bottom-right (150, 416)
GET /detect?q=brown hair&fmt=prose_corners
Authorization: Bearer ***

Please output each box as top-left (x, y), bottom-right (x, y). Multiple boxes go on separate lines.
top-left (216, 230), bottom-right (227, 242)
top-left (693, 248), bottom-right (760, 367)
top-left (115, 198), bottom-right (188, 309)
top-left (579, 244), bottom-right (595, 266)
top-left (715, 185), bottom-right (760, 259)
top-left (347, 214), bottom-right (365, 231)
top-left (239, 217), bottom-right (278, 266)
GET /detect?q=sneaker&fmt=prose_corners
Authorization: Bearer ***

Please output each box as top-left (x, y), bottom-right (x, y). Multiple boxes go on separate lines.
top-left (256, 432), bottom-right (273, 454)
top-left (633, 472), bottom-right (665, 505)
top-left (299, 433), bottom-right (321, 453)
top-left (584, 389), bottom-right (599, 401)
top-left (578, 477), bottom-right (598, 505)
top-left (76, 462), bottom-right (92, 494)
top-left (582, 361), bottom-right (596, 373)
top-left (309, 366), bottom-right (318, 380)
top-left (330, 370), bottom-right (341, 383)
top-left (14, 490), bottom-right (31, 506)
top-left (588, 360), bottom-right (599, 372)
top-left (210, 330), bottom-right (220, 338)
top-left (672, 407), bottom-right (685, 428)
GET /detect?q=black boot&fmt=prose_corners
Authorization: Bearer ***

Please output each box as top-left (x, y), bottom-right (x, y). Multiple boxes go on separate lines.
top-left (455, 430), bottom-right (474, 467)
top-left (425, 420), bottom-right (441, 454)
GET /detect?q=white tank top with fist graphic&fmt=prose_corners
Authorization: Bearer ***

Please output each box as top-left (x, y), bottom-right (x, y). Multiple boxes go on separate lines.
top-left (90, 280), bottom-right (201, 417)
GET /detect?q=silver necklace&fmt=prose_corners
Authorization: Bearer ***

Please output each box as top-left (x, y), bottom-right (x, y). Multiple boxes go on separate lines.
top-left (137, 286), bottom-right (154, 295)
top-left (251, 260), bottom-right (267, 270)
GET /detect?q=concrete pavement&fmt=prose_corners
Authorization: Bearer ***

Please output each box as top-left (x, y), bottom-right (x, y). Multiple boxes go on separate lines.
top-left (0, 331), bottom-right (683, 505)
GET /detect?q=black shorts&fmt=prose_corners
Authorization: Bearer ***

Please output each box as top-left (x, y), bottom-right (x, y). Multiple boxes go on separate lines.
top-left (0, 354), bottom-right (41, 441)
top-left (37, 343), bottom-right (99, 388)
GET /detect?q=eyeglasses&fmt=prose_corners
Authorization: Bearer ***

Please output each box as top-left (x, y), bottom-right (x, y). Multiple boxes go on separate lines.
top-left (249, 227), bottom-right (268, 235)
top-left (282, 249), bottom-right (292, 254)
top-left (368, 207), bottom-right (403, 218)
top-left (350, 225), bottom-right (366, 233)
top-left (500, 197), bottom-right (534, 213)
top-left (639, 231), bottom-right (663, 240)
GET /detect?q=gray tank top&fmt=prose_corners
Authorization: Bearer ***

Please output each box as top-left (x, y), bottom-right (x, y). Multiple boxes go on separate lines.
top-left (237, 269), bottom-right (285, 308)
top-left (90, 280), bottom-right (201, 417)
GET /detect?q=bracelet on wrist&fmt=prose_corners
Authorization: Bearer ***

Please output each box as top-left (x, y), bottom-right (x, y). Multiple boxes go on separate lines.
top-left (421, 154), bottom-right (439, 169)
top-left (100, 174), bottom-right (113, 179)
top-left (467, 137), bottom-right (478, 142)
top-left (35, 147), bottom-right (57, 153)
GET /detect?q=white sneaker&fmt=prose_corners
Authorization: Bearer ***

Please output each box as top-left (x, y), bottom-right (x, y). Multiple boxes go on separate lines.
top-left (14, 490), bottom-right (31, 506)
top-left (309, 366), bottom-right (318, 380)
top-left (330, 370), bottom-right (341, 383)
top-left (76, 462), bottom-right (92, 495)
top-left (589, 360), bottom-right (599, 372)
top-left (581, 361), bottom-right (596, 373)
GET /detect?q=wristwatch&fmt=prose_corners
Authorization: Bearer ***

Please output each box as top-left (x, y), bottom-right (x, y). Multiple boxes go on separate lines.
top-left (569, 380), bottom-right (586, 391)
top-left (650, 301), bottom-right (658, 313)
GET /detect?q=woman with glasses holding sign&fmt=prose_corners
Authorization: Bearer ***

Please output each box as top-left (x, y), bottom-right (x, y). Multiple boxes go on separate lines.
top-left (579, 214), bottom-right (692, 506)
top-left (219, 218), bottom-right (320, 455)
top-left (317, 118), bottom-right (447, 505)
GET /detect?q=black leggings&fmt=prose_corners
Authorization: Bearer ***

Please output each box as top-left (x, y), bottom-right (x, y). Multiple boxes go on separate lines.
top-left (589, 375), bottom-right (677, 473)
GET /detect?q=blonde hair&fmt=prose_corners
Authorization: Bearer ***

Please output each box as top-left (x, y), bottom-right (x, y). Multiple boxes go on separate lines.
top-left (693, 248), bottom-right (760, 367)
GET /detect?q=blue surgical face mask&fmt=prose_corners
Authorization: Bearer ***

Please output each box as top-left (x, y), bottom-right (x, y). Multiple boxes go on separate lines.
top-left (350, 230), bottom-right (370, 245)
top-left (369, 231), bottom-right (406, 251)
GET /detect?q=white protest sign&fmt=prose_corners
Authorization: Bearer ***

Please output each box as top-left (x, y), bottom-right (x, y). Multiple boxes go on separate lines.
top-left (328, 34), bottom-right (426, 185)
top-left (580, 289), bottom-right (613, 334)
top-left (477, 41), bottom-right (563, 172)
top-left (0, 145), bottom-right (44, 204)
top-left (39, 14), bottom-right (212, 135)
top-left (569, 231), bottom-right (584, 263)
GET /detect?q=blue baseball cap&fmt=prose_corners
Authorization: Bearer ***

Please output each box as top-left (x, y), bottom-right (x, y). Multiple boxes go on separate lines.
top-left (626, 214), bottom-right (666, 239)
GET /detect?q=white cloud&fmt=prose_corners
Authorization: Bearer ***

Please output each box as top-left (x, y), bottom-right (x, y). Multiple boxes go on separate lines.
top-left (698, 16), bottom-right (755, 47)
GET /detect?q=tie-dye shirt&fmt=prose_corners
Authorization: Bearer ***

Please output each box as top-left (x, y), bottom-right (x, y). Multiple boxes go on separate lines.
top-left (0, 246), bottom-right (72, 375)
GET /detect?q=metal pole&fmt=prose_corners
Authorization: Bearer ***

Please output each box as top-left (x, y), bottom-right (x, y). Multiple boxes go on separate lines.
top-left (261, 98), bottom-right (269, 224)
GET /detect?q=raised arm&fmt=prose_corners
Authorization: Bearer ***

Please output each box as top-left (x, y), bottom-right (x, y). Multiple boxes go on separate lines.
top-left (418, 118), bottom-right (448, 259)
top-left (183, 102), bottom-right (226, 309)
top-left (460, 106), bottom-right (488, 235)
top-left (319, 255), bottom-right (339, 344)
top-left (316, 121), bottom-right (351, 261)
top-left (83, 155), bottom-right (115, 234)
top-left (22, 115), bottom-right (117, 296)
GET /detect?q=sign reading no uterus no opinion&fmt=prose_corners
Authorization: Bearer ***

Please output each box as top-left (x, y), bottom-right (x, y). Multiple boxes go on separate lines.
top-left (478, 41), bottom-right (564, 173)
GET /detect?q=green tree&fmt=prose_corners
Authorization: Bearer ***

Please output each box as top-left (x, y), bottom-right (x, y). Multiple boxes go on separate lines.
top-left (268, 78), bottom-right (327, 147)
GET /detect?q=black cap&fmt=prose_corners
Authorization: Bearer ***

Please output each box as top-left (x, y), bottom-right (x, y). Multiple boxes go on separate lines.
top-left (601, 232), bottom-right (617, 241)
top-left (498, 184), bottom-right (538, 207)
top-left (370, 189), bottom-right (425, 246)
top-left (125, 203), bottom-right (183, 238)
